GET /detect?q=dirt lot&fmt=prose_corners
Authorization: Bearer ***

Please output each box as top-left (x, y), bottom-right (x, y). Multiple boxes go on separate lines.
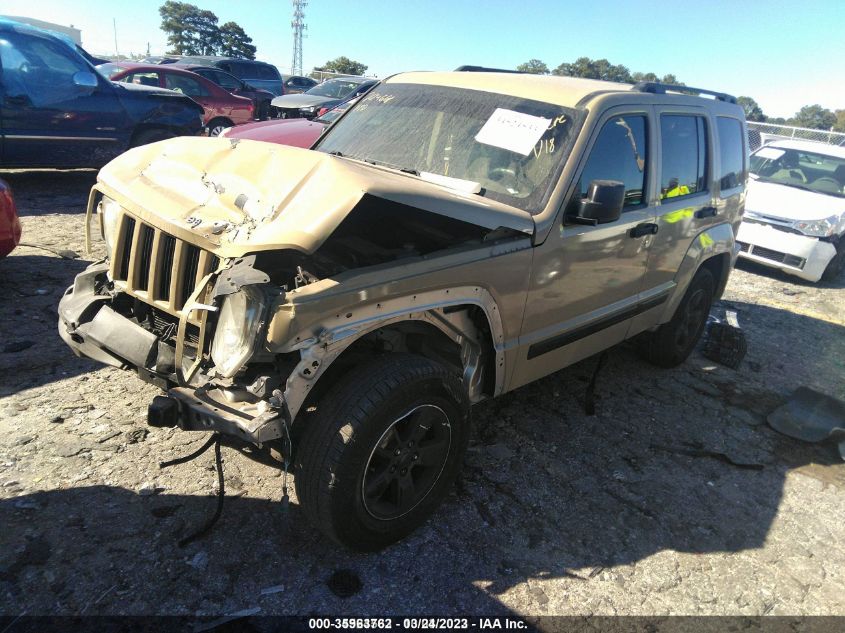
top-left (1, 170), bottom-right (844, 619)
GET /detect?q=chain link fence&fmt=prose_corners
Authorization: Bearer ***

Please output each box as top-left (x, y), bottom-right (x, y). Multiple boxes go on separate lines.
top-left (748, 121), bottom-right (845, 151)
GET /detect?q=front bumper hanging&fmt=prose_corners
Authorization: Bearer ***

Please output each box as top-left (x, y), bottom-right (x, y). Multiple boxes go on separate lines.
top-left (58, 261), bottom-right (285, 444)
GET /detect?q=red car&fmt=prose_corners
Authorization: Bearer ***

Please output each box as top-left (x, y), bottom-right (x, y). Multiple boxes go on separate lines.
top-left (99, 63), bottom-right (254, 136)
top-left (219, 97), bottom-right (356, 146)
top-left (0, 179), bottom-right (21, 259)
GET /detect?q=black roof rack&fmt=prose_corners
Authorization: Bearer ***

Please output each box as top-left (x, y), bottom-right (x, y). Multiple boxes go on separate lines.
top-left (454, 65), bottom-right (522, 74)
top-left (632, 81), bottom-right (737, 104)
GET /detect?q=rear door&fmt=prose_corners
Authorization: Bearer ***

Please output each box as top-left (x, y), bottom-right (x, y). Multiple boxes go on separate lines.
top-left (0, 30), bottom-right (127, 167)
top-left (163, 71), bottom-right (215, 121)
top-left (627, 109), bottom-right (714, 335)
top-left (514, 107), bottom-right (658, 388)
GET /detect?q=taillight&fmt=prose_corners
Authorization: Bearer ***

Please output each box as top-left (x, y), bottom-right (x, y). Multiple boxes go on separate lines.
top-left (317, 107), bottom-right (328, 117)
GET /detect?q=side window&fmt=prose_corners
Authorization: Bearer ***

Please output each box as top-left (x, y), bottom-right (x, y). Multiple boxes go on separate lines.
top-left (576, 115), bottom-right (648, 209)
top-left (660, 115), bottom-right (707, 199)
top-left (0, 32), bottom-right (90, 107)
top-left (716, 117), bottom-right (745, 191)
top-left (257, 64), bottom-right (279, 80)
top-left (122, 72), bottom-right (160, 87)
top-left (164, 74), bottom-right (208, 97)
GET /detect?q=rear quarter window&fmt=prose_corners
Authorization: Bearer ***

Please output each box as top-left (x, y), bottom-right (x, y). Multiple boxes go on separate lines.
top-left (717, 117), bottom-right (746, 191)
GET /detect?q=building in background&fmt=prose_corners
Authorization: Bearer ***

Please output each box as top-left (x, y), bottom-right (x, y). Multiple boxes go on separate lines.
top-left (2, 15), bottom-right (81, 44)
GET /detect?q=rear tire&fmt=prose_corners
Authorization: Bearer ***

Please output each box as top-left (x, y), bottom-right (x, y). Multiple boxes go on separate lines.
top-left (130, 128), bottom-right (174, 147)
top-left (294, 354), bottom-right (469, 551)
top-left (639, 267), bottom-right (715, 368)
top-left (207, 118), bottom-right (233, 137)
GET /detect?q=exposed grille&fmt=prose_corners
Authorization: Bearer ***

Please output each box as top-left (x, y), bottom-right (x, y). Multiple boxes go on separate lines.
top-left (738, 241), bottom-right (751, 252)
top-left (747, 244), bottom-right (806, 269)
top-left (112, 214), bottom-right (219, 314)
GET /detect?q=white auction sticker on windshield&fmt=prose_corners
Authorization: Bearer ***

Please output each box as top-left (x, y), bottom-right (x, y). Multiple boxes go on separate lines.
top-left (475, 108), bottom-right (551, 156)
top-left (756, 147), bottom-right (785, 160)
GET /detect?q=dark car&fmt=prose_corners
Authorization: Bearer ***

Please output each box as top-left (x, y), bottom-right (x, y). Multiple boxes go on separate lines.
top-left (281, 73), bottom-right (318, 94)
top-left (100, 63), bottom-right (254, 135)
top-left (0, 178), bottom-right (21, 259)
top-left (0, 19), bottom-right (205, 168)
top-left (177, 65), bottom-right (274, 120)
top-left (170, 56), bottom-right (284, 96)
top-left (270, 77), bottom-right (376, 119)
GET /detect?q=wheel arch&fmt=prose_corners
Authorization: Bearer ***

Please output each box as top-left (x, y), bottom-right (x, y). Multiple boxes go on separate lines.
top-left (658, 222), bottom-right (735, 323)
top-left (281, 288), bottom-right (506, 425)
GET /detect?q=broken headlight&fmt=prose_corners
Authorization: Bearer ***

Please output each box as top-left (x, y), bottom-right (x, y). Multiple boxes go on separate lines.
top-left (211, 286), bottom-right (266, 377)
top-left (99, 195), bottom-right (122, 255)
top-left (792, 215), bottom-right (840, 237)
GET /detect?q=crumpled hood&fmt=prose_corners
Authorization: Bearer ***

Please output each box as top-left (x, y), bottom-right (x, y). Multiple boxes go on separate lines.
top-left (96, 136), bottom-right (535, 258)
top-left (747, 179), bottom-right (845, 222)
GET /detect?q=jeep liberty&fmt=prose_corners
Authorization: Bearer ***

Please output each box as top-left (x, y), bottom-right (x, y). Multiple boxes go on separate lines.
top-left (58, 72), bottom-right (748, 549)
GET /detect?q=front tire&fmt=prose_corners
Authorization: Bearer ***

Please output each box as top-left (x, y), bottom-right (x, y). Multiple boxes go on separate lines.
top-left (821, 238), bottom-right (845, 282)
top-left (639, 267), bottom-right (715, 368)
top-left (294, 354), bottom-right (469, 551)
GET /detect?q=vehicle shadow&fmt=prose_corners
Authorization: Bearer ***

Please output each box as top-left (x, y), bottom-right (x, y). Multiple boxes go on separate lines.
top-left (2, 301), bottom-right (842, 617)
top-left (0, 254), bottom-right (99, 393)
top-left (0, 170), bottom-right (97, 217)
top-left (735, 256), bottom-right (845, 289)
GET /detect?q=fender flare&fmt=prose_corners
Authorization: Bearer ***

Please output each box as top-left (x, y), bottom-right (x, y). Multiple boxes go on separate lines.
top-left (658, 222), bottom-right (735, 323)
top-left (279, 286), bottom-right (506, 421)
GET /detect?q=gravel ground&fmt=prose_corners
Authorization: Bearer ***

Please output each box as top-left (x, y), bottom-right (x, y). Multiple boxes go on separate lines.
top-left (1, 170), bottom-right (844, 619)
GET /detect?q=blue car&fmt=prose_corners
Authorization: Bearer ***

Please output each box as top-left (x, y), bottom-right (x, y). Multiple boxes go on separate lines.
top-left (0, 19), bottom-right (205, 168)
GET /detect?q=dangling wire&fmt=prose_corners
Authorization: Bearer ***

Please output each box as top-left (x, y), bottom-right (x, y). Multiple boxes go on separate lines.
top-left (160, 433), bottom-right (226, 547)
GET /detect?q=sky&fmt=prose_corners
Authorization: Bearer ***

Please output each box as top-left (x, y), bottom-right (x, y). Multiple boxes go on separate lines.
top-left (2, 0), bottom-right (842, 118)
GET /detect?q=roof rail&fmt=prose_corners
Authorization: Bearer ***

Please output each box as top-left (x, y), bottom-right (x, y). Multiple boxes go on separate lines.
top-left (632, 81), bottom-right (737, 104)
top-left (454, 65), bottom-right (522, 74)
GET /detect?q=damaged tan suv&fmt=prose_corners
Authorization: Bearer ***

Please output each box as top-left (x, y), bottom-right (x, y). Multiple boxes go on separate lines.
top-left (59, 72), bottom-right (747, 550)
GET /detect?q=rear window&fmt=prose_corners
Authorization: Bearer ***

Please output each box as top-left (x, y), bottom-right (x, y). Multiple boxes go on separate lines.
top-left (224, 61), bottom-right (278, 81)
top-left (660, 115), bottom-right (708, 199)
top-left (717, 117), bottom-right (746, 190)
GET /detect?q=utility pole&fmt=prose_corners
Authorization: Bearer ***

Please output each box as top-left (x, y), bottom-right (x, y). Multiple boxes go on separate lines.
top-left (291, 0), bottom-right (307, 76)
top-left (113, 18), bottom-right (119, 59)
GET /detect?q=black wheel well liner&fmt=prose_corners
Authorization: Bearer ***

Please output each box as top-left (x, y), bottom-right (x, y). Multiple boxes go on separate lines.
top-left (290, 305), bottom-right (497, 439)
top-left (699, 251), bottom-right (731, 299)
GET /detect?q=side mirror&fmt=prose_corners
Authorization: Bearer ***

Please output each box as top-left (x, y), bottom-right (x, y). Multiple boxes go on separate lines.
top-left (72, 71), bottom-right (99, 91)
top-left (569, 180), bottom-right (625, 226)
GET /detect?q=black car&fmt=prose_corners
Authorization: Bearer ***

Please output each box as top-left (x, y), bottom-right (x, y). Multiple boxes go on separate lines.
top-left (177, 65), bottom-right (275, 120)
top-left (0, 19), bottom-right (205, 168)
top-left (281, 73), bottom-right (318, 94)
top-left (166, 56), bottom-right (284, 96)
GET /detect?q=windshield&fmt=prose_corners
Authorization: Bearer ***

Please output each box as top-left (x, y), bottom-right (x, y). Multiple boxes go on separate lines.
top-left (751, 145), bottom-right (845, 198)
top-left (96, 62), bottom-right (122, 79)
top-left (315, 97), bottom-right (358, 123)
top-left (316, 83), bottom-right (580, 213)
top-left (307, 79), bottom-right (366, 99)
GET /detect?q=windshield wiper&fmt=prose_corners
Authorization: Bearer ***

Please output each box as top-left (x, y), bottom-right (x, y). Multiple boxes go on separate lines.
top-left (359, 158), bottom-right (419, 176)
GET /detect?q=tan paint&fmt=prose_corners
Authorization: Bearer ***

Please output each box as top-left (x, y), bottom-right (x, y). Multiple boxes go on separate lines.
top-left (95, 136), bottom-right (535, 260)
top-left (388, 72), bottom-right (633, 108)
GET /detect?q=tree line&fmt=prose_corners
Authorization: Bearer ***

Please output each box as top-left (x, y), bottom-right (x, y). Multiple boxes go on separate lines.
top-left (517, 57), bottom-right (845, 132)
top-left (159, 1), bottom-right (256, 59)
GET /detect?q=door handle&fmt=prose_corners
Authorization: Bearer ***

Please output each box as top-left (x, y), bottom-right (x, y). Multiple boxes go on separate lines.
top-left (695, 206), bottom-right (717, 219)
top-left (629, 223), bottom-right (658, 238)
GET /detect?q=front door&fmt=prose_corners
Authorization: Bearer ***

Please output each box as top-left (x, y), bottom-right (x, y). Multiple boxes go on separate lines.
top-left (0, 30), bottom-right (126, 167)
top-left (513, 107), bottom-right (658, 388)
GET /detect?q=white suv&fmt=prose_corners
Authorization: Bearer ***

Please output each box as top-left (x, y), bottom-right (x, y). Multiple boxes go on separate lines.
top-left (737, 139), bottom-right (845, 282)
